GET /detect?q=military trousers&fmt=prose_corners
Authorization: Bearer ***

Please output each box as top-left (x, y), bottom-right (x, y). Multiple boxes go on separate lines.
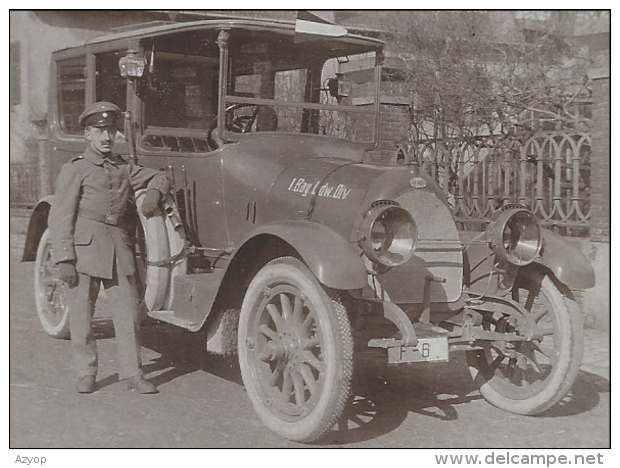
top-left (67, 271), bottom-right (143, 381)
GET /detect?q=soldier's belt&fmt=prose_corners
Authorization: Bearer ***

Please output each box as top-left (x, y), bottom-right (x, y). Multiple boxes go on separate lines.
top-left (78, 210), bottom-right (121, 226)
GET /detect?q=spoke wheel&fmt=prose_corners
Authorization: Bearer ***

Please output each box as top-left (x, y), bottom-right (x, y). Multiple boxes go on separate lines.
top-left (34, 228), bottom-right (70, 339)
top-left (467, 273), bottom-right (584, 415)
top-left (239, 257), bottom-right (353, 443)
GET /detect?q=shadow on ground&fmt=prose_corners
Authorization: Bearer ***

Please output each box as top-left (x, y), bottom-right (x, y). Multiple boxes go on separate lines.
top-left (89, 316), bottom-right (611, 445)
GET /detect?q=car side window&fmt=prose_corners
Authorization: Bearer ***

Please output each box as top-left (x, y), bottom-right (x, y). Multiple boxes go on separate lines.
top-left (141, 49), bottom-right (219, 153)
top-left (95, 50), bottom-right (127, 113)
top-left (57, 56), bottom-right (86, 135)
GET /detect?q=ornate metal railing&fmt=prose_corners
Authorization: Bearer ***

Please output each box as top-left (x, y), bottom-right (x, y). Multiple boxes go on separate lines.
top-left (394, 131), bottom-right (591, 236)
top-left (10, 162), bottom-right (40, 207)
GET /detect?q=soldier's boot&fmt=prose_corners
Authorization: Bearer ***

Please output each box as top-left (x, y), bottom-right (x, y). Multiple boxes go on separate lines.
top-left (76, 375), bottom-right (96, 394)
top-left (123, 375), bottom-right (159, 394)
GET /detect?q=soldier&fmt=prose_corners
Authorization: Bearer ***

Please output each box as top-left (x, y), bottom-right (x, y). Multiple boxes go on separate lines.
top-left (49, 101), bottom-right (170, 394)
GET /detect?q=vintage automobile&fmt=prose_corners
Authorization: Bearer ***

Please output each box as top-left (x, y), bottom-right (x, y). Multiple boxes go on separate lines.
top-left (23, 17), bottom-right (595, 443)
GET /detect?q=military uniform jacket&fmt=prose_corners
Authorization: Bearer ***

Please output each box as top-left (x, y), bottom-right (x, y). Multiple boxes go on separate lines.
top-left (49, 146), bottom-right (171, 279)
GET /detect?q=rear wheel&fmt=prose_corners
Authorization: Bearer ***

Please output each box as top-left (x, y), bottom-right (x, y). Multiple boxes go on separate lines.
top-left (34, 228), bottom-right (70, 339)
top-left (238, 257), bottom-right (353, 443)
top-left (467, 273), bottom-right (584, 415)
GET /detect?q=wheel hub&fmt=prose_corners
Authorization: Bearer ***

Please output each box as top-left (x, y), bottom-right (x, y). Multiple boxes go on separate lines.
top-left (273, 329), bottom-right (301, 370)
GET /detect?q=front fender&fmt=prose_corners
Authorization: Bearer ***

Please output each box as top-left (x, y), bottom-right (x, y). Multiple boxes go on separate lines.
top-left (535, 228), bottom-right (595, 289)
top-left (22, 196), bottom-right (55, 262)
top-left (241, 220), bottom-right (367, 290)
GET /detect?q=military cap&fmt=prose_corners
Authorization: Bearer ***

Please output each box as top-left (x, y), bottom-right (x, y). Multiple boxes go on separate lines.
top-left (79, 101), bottom-right (121, 127)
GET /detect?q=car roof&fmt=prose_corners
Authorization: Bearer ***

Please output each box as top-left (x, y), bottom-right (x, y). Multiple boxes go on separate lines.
top-left (80, 18), bottom-right (384, 49)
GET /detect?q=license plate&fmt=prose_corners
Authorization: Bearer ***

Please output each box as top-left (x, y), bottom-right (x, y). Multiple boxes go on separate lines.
top-left (387, 337), bottom-right (449, 364)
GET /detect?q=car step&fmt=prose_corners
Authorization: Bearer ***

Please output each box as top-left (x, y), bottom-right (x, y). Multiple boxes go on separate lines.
top-left (148, 310), bottom-right (198, 329)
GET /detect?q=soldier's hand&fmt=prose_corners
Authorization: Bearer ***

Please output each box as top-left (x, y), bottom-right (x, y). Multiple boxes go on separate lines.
top-left (141, 189), bottom-right (162, 218)
top-left (57, 262), bottom-right (78, 288)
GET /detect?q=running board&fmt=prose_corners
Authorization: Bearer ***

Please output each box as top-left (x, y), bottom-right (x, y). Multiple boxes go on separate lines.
top-left (148, 310), bottom-right (198, 329)
top-left (153, 270), bottom-right (226, 332)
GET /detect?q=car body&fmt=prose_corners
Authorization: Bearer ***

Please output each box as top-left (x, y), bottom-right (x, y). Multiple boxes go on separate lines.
top-left (23, 16), bottom-right (595, 443)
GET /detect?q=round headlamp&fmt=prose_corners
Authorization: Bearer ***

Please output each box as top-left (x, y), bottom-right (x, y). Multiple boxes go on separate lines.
top-left (359, 203), bottom-right (417, 267)
top-left (487, 208), bottom-right (542, 266)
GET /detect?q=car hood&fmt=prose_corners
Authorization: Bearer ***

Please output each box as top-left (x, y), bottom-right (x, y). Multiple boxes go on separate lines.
top-left (221, 133), bottom-right (383, 222)
top-left (221, 133), bottom-right (449, 236)
top-left (221, 133), bottom-right (463, 303)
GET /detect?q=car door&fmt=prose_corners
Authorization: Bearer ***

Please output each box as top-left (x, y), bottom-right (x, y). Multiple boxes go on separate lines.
top-left (130, 44), bottom-right (231, 255)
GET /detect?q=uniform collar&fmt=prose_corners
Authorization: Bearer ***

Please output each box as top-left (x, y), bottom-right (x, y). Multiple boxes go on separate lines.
top-left (83, 146), bottom-right (121, 166)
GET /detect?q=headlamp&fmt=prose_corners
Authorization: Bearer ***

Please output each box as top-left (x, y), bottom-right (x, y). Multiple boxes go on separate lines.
top-left (359, 202), bottom-right (417, 268)
top-left (487, 207), bottom-right (542, 266)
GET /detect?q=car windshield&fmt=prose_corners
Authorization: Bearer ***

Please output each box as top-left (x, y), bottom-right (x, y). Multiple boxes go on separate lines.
top-left (225, 29), bottom-right (379, 143)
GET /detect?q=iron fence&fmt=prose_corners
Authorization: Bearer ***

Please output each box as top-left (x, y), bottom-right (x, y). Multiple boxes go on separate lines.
top-left (395, 131), bottom-right (591, 236)
top-left (10, 162), bottom-right (40, 207)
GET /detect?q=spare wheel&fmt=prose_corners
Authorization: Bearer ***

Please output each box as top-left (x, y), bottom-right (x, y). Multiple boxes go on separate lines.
top-left (135, 189), bottom-right (171, 311)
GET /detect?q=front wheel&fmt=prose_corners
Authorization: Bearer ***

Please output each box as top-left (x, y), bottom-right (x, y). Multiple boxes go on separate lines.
top-left (34, 228), bottom-right (70, 339)
top-left (467, 273), bottom-right (584, 415)
top-left (238, 257), bottom-right (353, 443)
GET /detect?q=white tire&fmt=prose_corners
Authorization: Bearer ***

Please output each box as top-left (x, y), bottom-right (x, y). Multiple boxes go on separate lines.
top-left (34, 229), bottom-right (70, 339)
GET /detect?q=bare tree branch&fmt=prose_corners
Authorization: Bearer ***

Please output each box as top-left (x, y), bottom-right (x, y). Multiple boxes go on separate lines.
top-left (374, 11), bottom-right (592, 138)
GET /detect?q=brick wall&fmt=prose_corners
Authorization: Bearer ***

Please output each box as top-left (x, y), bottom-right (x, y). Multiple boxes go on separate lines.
top-left (357, 103), bottom-right (410, 163)
top-left (582, 60), bottom-right (610, 330)
top-left (377, 104), bottom-right (410, 162)
top-left (588, 70), bottom-right (610, 243)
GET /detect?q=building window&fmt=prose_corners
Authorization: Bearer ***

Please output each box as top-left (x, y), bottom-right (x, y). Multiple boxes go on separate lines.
top-left (10, 42), bottom-right (20, 107)
top-left (57, 56), bottom-right (86, 135)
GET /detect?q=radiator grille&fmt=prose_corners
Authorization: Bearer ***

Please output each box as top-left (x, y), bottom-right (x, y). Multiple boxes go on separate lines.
top-left (378, 190), bottom-right (463, 304)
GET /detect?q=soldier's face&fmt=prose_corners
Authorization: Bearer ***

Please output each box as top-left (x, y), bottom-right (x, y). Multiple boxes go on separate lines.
top-left (85, 124), bottom-right (117, 153)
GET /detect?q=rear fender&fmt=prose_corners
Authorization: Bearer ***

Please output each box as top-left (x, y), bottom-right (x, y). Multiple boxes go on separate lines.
top-left (238, 220), bottom-right (367, 291)
top-left (22, 196), bottom-right (54, 262)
